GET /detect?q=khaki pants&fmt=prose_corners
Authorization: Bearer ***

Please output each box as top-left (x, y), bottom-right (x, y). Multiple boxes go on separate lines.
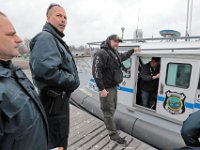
top-left (100, 87), bottom-right (119, 140)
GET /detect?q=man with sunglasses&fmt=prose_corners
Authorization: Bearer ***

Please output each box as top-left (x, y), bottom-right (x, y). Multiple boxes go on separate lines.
top-left (29, 3), bottom-right (80, 150)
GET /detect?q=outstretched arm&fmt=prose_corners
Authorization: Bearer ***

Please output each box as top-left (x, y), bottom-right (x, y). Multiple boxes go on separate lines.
top-left (119, 47), bottom-right (140, 61)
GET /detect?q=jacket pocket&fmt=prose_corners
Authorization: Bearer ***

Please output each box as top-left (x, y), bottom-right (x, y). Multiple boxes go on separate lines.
top-left (47, 90), bottom-right (68, 115)
top-left (113, 69), bottom-right (123, 84)
top-left (0, 90), bottom-right (28, 119)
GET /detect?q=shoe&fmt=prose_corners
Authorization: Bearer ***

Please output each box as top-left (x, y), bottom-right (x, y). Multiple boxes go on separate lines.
top-left (111, 137), bottom-right (127, 145)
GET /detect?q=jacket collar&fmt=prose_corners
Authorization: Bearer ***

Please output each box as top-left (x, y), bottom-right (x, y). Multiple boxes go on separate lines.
top-left (0, 62), bottom-right (26, 79)
top-left (0, 61), bottom-right (12, 77)
top-left (42, 22), bottom-right (72, 56)
top-left (100, 40), bottom-right (121, 64)
top-left (0, 65), bottom-right (11, 77)
top-left (43, 22), bottom-right (65, 43)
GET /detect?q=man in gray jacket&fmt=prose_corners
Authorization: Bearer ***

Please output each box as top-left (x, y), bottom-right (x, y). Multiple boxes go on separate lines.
top-left (0, 12), bottom-right (48, 150)
top-left (29, 4), bottom-right (80, 150)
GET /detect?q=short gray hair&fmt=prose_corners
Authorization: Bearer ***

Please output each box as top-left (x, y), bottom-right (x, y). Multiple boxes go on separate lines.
top-left (46, 3), bottom-right (62, 16)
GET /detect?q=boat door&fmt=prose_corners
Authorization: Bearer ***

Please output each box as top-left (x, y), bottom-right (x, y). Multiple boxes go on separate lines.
top-left (194, 65), bottom-right (200, 112)
top-left (117, 54), bottom-right (138, 107)
top-left (156, 58), bottom-right (200, 121)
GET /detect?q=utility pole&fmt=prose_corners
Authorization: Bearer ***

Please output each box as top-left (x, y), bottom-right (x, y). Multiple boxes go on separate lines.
top-left (121, 27), bottom-right (125, 40)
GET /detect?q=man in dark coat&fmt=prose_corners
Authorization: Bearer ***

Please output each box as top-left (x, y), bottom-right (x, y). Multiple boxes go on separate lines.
top-left (140, 57), bottom-right (160, 109)
top-left (92, 34), bottom-right (140, 145)
top-left (0, 12), bottom-right (48, 150)
top-left (29, 4), bottom-right (80, 150)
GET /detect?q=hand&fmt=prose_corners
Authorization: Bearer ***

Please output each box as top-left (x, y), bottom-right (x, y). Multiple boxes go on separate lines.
top-left (152, 73), bottom-right (160, 80)
top-left (156, 73), bottom-right (160, 78)
top-left (133, 47), bottom-right (141, 53)
top-left (100, 89), bottom-right (109, 97)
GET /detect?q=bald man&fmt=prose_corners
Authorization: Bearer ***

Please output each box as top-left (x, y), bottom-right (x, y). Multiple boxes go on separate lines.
top-left (29, 4), bottom-right (80, 150)
top-left (0, 12), bottom-right (48, 150)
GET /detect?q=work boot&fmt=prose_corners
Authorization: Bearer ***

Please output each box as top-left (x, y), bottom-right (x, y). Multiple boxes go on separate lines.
top-left (111, 137), bottom-right (127, 145)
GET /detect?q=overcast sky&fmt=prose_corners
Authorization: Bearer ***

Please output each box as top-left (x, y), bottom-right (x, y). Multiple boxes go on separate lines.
top-left (1, 0), bottom-right (200, 46)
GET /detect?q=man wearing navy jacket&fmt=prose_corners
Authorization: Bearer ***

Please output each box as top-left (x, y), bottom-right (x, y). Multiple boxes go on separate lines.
top-left (29, 4), bottom-right (80, 150)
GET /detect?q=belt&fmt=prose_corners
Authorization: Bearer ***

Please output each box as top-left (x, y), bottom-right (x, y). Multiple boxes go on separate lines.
top-left (47, 90), bottom-right (69, 99)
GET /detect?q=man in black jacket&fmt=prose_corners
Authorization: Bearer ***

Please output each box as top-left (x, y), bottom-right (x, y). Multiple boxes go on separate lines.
top-left (140, 57), bottom-right (160, 109)
top-left (29, 4), bottom-right (80, 150)
top-left (92, 34), bottom-right (140, 145)
top-left (0, 12), bottom-right (48, 150)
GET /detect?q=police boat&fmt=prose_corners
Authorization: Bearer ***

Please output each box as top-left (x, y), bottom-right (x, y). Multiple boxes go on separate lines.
top-left (70, 33), bottom-right (200, 150)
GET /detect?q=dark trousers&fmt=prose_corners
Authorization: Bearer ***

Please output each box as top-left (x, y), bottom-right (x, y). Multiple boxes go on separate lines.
top-left (141, 90), bottom-right (156, 108)
top-left (40, 90), bottom-right (70, 150)
top-left (181, 110), bottom-right (200, 147)
top-left (100, 87), bottom-right (120, 140)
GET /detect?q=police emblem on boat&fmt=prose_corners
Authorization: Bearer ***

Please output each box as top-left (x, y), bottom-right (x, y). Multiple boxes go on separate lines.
top-left (163, 90), bottom-right (186, 115)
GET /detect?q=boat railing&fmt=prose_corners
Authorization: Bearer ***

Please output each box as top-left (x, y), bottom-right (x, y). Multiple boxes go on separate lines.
top-left (87, 36), bottom-right (200, 46)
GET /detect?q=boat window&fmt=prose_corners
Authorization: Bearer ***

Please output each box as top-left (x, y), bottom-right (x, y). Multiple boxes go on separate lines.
top-left (166, 63), bottom-right (192, 89)
top-left (122, 58), bottom-right (131, 78)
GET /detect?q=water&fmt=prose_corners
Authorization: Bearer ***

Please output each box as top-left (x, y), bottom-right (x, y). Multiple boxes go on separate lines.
top-left (74, 57), bottom-right (92, 88)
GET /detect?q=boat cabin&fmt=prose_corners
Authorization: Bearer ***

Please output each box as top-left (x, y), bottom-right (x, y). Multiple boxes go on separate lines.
top-left (88, 36), bottom-right (200, 123)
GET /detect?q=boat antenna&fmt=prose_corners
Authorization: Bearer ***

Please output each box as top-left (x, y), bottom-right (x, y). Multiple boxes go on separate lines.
top-left (185, 0), bottom-right (190, 38)
top-left (189, 0), bottom-right (193, 35)
top-left (185, 0), bottom-right (194, 40)
top-left (135, 0), bottom-right (141, 39)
